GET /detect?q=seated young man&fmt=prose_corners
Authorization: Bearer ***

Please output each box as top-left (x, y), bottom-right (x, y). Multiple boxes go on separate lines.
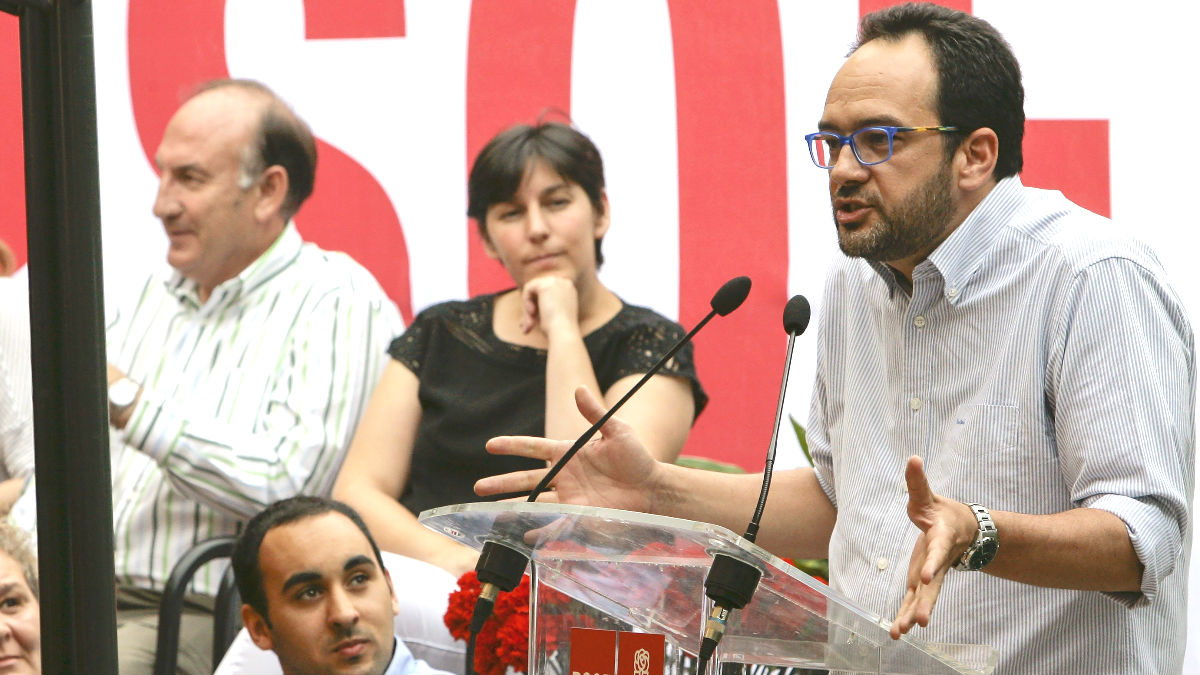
top-left (231, 496), bottom-right (451, 675)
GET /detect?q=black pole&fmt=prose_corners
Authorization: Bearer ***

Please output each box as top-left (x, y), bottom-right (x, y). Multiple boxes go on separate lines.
top-left (17, 0), bottom-right (119, 672)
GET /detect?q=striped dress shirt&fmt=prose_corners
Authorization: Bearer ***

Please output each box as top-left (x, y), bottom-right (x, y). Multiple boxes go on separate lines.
top-left (0, 275), bottom-right (33, 482)
top-left (108, 224), bottom-right (402, 596)
top-left (809, 176), bottom-right (1194, 674)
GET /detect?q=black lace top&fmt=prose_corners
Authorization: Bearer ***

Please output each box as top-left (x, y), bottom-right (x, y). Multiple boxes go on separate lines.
top-left (389, 292), bottom-right (707, 514)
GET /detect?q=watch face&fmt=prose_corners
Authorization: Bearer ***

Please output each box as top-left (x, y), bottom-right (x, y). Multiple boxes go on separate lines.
top-left (973, 538), bottom-right (999, 569)
top-left (109, 379), bottom-right (139, 408)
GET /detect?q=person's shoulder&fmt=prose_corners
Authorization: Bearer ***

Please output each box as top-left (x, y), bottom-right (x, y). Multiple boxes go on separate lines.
top-left (1008, 187), bottom-right (1163, 275)
top-left (294, 243), bottom-right (390, 293)
top-left (411, 295), bottom-right (490, 324)
top-left (615, 301), bottom-right (675, 325)
top-left (0, 276), bottom-right (27, 314)
top-left (395, 295), bottom-right (496, 345)
top-left (607, 301), bottom-right (687, 337)
top-left (277, 243), bottom-right (403, 331)
top-left (280, 243), bottom-right (405, 321)
top-left (107, 266), bottom-right (179, 320)
top-left (822, 254), bottom-right (886, 300)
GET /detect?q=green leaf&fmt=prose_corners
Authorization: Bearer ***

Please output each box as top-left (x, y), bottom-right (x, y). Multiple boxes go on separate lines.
top-left (674, 455), bottom-right (746, 474)
top-left (789, 414), bottom-right (812, 467)
top-left (790, 557), bottom-right (829, 580)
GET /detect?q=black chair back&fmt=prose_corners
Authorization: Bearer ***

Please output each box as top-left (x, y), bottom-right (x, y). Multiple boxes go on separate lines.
top-left (153, 536), bottom-right (241, 674)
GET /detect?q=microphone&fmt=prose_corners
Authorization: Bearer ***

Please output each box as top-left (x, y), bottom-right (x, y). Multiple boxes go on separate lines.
top-left (465, 275), bottom-right (753, 675)
top-left (697, 294), bottom-right (811, 675)
top-left (527, 274), bottom-right (751, 501)
top-left (782, 294), bottom-right (812, 335)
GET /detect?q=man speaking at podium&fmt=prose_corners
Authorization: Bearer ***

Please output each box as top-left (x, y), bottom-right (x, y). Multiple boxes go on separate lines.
top-left (477, 4), bottom-right (1194, 674)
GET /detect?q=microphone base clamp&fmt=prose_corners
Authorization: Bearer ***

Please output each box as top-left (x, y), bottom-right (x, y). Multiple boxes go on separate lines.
top-left (704, 553), bottom-right (762, 609)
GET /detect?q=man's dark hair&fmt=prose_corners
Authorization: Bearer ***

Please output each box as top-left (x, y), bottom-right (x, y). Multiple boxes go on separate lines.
top-left (193, 79), bottom-right (318, 221)
top-left (467, 121), bottom-right (608, 267)
top-left (855, 2), bottom-right (1024, 178)
top-left (232, 496), bottom-right (386, 623)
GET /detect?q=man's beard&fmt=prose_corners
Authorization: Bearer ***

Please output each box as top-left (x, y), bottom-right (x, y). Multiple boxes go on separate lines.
top-left (833, 163), bottom-right (955, 264)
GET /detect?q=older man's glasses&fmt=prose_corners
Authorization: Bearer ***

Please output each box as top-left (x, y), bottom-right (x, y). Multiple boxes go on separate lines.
top-left (805, 125), bottom-right (959, 169)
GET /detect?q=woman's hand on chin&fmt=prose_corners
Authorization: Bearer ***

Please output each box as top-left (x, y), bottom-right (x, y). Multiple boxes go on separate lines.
top-left (520, 275), bottom-right (580, 336)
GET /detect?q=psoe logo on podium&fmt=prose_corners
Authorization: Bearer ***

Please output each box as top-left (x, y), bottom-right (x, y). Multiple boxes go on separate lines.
top-left (632, 649), bottom-right (650, 675)
top-left (617, 633), bottom-right (665, 675)
top-left (569, 628), bottom-right (666, 675)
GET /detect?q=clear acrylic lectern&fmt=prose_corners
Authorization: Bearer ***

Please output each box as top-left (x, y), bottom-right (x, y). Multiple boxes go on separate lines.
top-left (420, 502), bottom-right (997, 675)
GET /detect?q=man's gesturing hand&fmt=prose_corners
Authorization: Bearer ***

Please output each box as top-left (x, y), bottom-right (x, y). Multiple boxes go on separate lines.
top-left (890, 455), bottom-right (979, 640)
top-left (476, 386), bottom-right (662, 514)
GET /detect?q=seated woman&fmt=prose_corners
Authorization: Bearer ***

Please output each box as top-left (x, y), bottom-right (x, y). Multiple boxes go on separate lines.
top-left (331, 121), bottom-right (707, 577)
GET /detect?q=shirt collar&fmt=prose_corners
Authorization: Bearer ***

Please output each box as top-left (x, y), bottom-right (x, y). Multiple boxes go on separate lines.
top-left (866, 259), bottom-right (903, 297)
top-left (864, 175), bottom-right (1024, 303)
top-left (166, 222), bottom-right (303, 308)
top-left (382, 636), bottom-right (419, 675)
top-left (924, 175), bottom-right (1024, 305)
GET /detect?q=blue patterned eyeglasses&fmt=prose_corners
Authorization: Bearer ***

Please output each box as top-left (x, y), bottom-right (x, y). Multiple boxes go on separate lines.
top-left (804, 125), bottom-right (959, 169)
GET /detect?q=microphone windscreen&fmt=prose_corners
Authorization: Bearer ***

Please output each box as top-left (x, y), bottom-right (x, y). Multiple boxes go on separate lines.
top-left (711, 276), bottom-right (752, 316)
top-left (783, 295), bottom-right (811, 335)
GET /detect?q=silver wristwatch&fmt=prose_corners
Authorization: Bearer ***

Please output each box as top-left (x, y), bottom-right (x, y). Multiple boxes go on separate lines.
top-left (108, 377), bottom-right (141, 415)
top-left (953, 503), bottom-right (999, 571)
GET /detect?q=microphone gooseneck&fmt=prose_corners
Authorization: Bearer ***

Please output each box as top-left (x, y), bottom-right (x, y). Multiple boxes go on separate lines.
top-left (527, 275), bottom-right (751, 502)
top-left (698, 294), bottom-right (810, 675)
top-left (747, 294), bottom-right (811, 541)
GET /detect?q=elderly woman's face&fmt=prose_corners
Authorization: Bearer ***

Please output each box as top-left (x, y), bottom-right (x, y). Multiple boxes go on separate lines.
top-left (0, 551), bottom-right (39, 675)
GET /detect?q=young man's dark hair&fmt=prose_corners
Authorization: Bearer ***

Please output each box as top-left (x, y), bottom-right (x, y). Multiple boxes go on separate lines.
top-left (231, 495), bottom-right (386, 624)
top-left (467, 121), bottom-right (608, 266)
top-left (855, 2), bottom-right (1025, 178)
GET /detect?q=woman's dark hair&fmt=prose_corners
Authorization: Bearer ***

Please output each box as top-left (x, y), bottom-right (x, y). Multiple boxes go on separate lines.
top-left (467, 122), bottom-right (607, 267)
top-left (856, 2), bottom-right (1024, 178)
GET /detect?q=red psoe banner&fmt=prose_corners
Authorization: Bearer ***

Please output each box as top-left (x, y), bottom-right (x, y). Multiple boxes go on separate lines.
top-left (569, 627), bottom-right (618, 675)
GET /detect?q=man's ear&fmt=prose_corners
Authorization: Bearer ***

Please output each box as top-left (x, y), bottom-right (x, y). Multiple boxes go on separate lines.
top-left (242, 603), bottom-right (275, 651)
top-left (254, 165), bottom-right (290, 223)
top-left (956, 127), bottom-right (998, 192)
top-left (384, 568), bottom-right (400, 617)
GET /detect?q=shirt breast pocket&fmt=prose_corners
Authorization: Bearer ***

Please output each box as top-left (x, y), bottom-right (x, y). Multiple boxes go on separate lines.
top-left (940, 403), bottom-right (1038, 507)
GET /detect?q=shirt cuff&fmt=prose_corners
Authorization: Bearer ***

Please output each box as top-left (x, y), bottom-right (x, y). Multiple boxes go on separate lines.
top-left (1084, 493), bottom-right (1183, 607)
top-left (122, 391), bottom-right (184, 464)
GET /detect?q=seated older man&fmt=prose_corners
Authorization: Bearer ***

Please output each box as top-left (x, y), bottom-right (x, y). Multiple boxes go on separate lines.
top-left (231, 496), bottom-right (453, 675)
top-left (0, 519), bottom-right (39, 674)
